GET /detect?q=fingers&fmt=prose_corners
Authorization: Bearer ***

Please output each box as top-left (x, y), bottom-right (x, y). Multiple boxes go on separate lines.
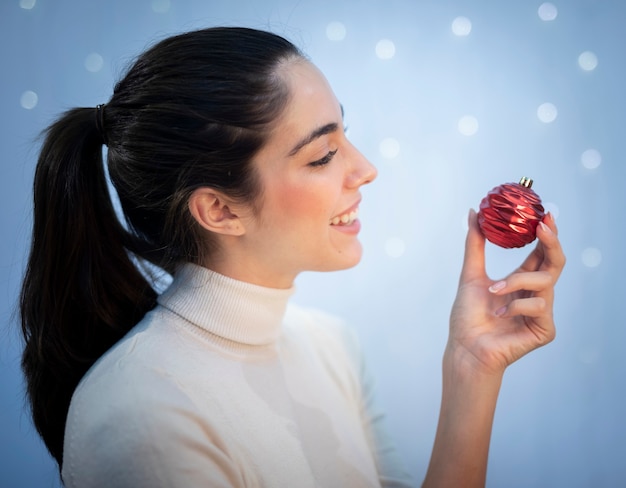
top-left (519, 213), bottom-right (565, 278)
top-left (541, 211), bottom-right (558, 236)
top-left (535, 213), bottom-right (566, 279)
top-left (488, 270), bottom-right (554, 295)
top-left (488, 262), bottom-right (556, 343)
top-left (459, 208), bottom-right (486, 284)
top-left (496, 296), bottom-right (547, 318)
top-left (495, 295), bottom-right (557, 342)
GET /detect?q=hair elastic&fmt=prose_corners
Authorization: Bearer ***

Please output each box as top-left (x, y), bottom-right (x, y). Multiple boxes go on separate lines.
top-left (95, 104), bottom-right (108, 146)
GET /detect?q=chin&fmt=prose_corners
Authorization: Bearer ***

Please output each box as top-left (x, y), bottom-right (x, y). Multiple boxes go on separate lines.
top-left (330, 247), bottom-right (364, 271)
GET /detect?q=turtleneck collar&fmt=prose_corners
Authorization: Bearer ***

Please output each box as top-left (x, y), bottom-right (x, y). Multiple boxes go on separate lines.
top-left (157, 263), bottom-right (295, 346)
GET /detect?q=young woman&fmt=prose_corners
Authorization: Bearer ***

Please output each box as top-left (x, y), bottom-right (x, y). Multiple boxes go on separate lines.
top-left (20, 27), bottom-right (565, 487)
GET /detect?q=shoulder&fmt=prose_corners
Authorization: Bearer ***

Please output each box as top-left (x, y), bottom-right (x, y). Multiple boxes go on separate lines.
top-left (65, 310), bottom-right (197, 442)
top-left (70, 307), bottom-right (183, 397)
top-left (65, 306), bottom-right (200, 451)
top-left (63, 308), bottom-right (239, 486)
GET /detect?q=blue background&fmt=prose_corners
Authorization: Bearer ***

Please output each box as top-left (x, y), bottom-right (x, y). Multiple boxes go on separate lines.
top-left (1, 1), bottom-right (625, 486)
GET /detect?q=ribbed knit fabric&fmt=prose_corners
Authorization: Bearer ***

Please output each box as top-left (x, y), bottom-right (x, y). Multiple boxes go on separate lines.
top-left (62, 263), bottom-right (413, 487)
top-left (160, 263), bottom-right (293, 347)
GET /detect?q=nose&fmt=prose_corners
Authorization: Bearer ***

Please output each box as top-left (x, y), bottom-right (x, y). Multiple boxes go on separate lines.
top-left (345, 142), bottom-right (377, 188)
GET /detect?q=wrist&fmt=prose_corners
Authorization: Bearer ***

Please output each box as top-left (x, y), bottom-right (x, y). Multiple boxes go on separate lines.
top-left (442, 339), bottom-right (505, 386)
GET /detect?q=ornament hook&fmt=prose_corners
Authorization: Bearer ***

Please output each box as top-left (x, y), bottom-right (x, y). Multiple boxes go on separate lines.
top-left (519, 176), bottom-right (533, 188)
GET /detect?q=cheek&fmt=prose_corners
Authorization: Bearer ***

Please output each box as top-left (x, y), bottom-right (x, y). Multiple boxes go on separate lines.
top-left (271, 180), bottom-right (333, 227)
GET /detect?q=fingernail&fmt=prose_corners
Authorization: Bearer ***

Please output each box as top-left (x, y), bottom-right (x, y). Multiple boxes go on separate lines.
top-left (489, 281), bottom-right (506, 293)
top-left (495, 306), bottom-right (507, 317)
top-left (539, 221), bottom-right (552, 234)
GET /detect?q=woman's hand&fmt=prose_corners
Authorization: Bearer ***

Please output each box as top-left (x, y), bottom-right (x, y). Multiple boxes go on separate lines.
top-left (448, 209), bottom-right (566, 377)
top-left (423, 209), bottom-right (565, 487)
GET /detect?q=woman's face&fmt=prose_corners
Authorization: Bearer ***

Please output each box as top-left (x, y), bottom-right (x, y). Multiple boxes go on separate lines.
top-left (232, 60), bottom-right (377, 288)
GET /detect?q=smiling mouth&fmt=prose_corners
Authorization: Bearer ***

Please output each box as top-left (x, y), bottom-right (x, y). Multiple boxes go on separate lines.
top-left (330, 208), bottom-right (358, 226)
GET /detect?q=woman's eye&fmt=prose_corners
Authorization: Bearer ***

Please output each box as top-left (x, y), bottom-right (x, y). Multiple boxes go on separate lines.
top-left (309, 149), bottom-right (338, 167)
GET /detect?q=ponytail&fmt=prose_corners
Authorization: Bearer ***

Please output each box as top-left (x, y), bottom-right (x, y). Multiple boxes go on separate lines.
top-left (20, 108), bottom-right (157, 466)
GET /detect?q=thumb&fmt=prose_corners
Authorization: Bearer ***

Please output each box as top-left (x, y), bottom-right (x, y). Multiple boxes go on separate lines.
top-left (459, 208), bottom-right (486, 284)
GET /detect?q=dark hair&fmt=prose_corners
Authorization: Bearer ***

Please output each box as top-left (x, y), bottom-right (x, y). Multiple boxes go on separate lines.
top-left (19, 26), bottom-right (302, 468)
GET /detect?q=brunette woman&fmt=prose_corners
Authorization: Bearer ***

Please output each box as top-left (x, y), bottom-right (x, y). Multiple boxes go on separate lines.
top-left (20, 26), bottom-right (565, 487)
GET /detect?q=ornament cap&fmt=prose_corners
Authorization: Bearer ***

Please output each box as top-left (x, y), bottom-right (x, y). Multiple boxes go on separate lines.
top-left (519, 176), bottom-right (533, 188)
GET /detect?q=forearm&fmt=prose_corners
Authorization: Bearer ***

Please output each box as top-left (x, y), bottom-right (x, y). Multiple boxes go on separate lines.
top-left (422, 345), bottom-right (503, 488)
top-left (421, 209), bottom-right (563, 487)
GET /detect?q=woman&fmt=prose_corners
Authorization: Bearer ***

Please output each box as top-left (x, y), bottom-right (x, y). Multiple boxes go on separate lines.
top-left (20, 27), bottom-right (565, 487)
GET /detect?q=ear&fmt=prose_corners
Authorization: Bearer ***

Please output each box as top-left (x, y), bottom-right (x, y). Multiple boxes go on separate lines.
top-left (188, 188), bottom-right (246, 236)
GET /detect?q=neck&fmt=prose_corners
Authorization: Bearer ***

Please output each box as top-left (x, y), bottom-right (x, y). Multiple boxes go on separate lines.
top-left (201, 250), bottom-right (298, 290)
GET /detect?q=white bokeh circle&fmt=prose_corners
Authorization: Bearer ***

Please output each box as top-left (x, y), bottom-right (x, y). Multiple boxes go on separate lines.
top-left (84, 53), bottom-right (104, 73)
top-left (379, 138), bottom-right (400, 159)
top-left (375, 39), bottom-right (396, 60)
top-left (458, 115), bottom-right (479, 136)
top-left (581, 149), bottom-right (602, 169)
top-left (537, 102), bottom-right (558, 123)
top-left (385, 237), bottom-right (406, 258)
top-left (581, 247), bottom-right (602, 268)
top-left (19, 0), bottom-right (36, 9)
top-left (20, 90), bottom-right (38, 109)
top-left (151, 0), bottom-right (170, 13)
top-left (578, 51), bottom-right (598, 71)
top-left (326, 21), bottom-right (347, 41)
top-left (451, 16), bottom-right (472, 37)
top-left (538, 3), bottom-right (558, 21)
top-left (543, 201), bottom-right (560, 219)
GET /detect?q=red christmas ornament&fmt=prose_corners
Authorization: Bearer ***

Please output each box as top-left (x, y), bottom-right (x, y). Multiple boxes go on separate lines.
top-left (477, 177), bottom-right (545, 248)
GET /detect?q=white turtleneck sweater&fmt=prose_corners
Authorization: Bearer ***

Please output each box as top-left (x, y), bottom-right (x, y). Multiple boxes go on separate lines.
top-left (62, 263), bottom-right (413, 487)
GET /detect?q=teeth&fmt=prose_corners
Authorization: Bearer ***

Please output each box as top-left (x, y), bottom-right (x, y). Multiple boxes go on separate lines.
top-left (331, 209), bottom-right (358, 226)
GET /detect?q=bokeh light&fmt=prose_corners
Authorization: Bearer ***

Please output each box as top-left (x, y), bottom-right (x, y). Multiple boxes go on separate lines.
top-left (326, 21), bottom-right (346, 41)
top-left (151, 0), bottom-right (170, 13)
top-left (385, 237), bottom-right (406, 258)
top-left (451, 16), bottom-right (472, 37)
top-left (458, 115), bottom-right (479, 136)
top-left (379, 137), bottom-right (400, 159)
top-left (20, 90), bottom-right (38, 109)
top-left (581, 149), bottom-right (602, 169)
top-left (84, 52), bottom-right (104, 73)
top-left (582, 247), bottom-right (602, 268)
top-left (19, 0), bottom-right (36, 9)
top-left (578, 51), bottom-right (598, 71)
top-left (375, 39), bottom-right (396, 60)
top-left (538, 2), bottom-right (558, 21)
top-left (537, 102), bottom-right (558, 123)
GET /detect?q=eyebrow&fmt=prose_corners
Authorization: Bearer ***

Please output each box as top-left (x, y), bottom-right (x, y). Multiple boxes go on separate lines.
top-left (288, 122), bottom-right (339, 157)
top-left (287, 104), bottom-right (345, 157)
